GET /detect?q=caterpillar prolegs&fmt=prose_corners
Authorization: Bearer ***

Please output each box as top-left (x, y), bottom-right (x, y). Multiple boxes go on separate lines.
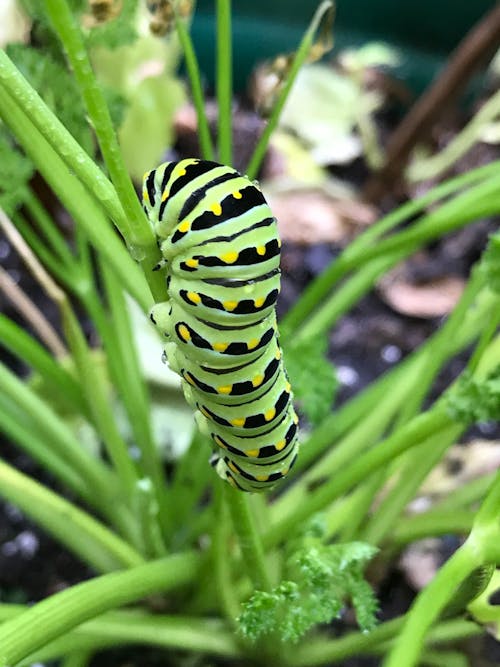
top-left (142, 159), bottom-right (299, 491)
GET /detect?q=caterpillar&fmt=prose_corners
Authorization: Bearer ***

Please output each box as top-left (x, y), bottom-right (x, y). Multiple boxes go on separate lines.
top-left (142, 159), bottom-right (299, 491)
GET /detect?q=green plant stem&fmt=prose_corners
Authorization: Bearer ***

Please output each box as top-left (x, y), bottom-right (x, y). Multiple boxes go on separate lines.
top-left (383, 542), bottom-right (478, 667)
top-left (0, 84), bottom-right (151, 312)
top-left (407, 88), bottom-right (500, 183)
top-left (61, 650), bottom-right (92, 667)
top-left (281, 164), bottom-right (500, 339)
top-left (169, 430), bottom-right (213, 546)
top-left (0, 552), bottom-right (200, 667)
top-left (0, 393), bottom-right (88, 498)
top-left (285, 617), bottom-right (480, 667)
top-left (265, 408), bottom-right (452, 549)
top-left (0, 361), bottom-right (116, 503)
top-left (392, 510), bottom-right (476, 548)
top-left (0, 607), bottom-right (241, 665)
top-left (43, 0), bottom-right (154, 252)
top-left (213, 483), bottom-right (241, 623)
top-left (0, 51), bottom-right (122, 232)
top-left (25, 190), bottom-right (75, 262)
top-left (61, 304), bottom-right (140, 503)
top-left (0, 314), bottom-right (84, 413)
top-left (44, 0), bottom-right (165, 301)
top-left (100, 262), bottom-right (169, 547)
top-left (363, 423), bottom-right (464, 546)
top-left (224, 483), bottom-right (272, 591)
top-left (246, 1), bottom-right (334, 180)
top-left (434, 472), bottom-right (496, 512)
top-left (174, 12), bottom-right (215, 161)
top-left (0, 458), bottom-right (144, 573)
top-left (216, 0), bottom-right (232, 164)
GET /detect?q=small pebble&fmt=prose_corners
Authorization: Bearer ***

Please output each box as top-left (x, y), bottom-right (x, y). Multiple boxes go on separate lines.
top-left (381, 344), bottom-right (402, 364)
top-left (336, 365), bottom-right (359, 387)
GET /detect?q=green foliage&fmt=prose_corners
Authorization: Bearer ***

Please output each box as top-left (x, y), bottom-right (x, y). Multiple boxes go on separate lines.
top-left (86, 0), bottom-right (139, 49)
top-left (447, 367), bottom-right (500, 424)
top-left (6, 42), bottom-right (94, 155)
top-left (482, 233), bottom-right (500, 294)
top-left (284, 335), bottom-right (338, 427)
top-left (238, 541), bottom-right (378, 642)
top-left (0, 128), bottom-right (34, 215)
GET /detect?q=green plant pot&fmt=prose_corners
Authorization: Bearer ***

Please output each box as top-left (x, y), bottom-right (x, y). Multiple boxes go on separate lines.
top-left (192, 0), bottom-right (496, 93)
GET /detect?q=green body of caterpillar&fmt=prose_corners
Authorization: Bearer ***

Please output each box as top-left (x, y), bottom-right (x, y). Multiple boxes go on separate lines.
top-left (143, 158), bottom-right (299, 491)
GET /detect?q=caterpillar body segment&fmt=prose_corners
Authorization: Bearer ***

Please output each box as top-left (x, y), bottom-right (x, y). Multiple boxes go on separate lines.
top-left (143, 159), bottom-right (299, 491)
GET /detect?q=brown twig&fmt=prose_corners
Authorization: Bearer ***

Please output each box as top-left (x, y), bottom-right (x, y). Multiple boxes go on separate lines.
top-left (363, 4), bottom-right (500, 204)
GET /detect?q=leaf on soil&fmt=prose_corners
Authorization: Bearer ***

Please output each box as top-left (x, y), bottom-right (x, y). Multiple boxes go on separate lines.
top-left (378, 268), bottom-right (465, 318)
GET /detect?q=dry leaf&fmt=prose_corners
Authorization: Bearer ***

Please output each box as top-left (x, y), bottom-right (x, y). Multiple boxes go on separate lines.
top-left (415, 440), bottom-right (500, 502)
top-left (266, 189), bottom-right (377, 244)
top-left (378, 270), bottom-right (465, 318)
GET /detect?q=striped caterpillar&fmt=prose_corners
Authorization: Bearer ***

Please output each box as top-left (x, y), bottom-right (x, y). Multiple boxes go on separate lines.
top-left (143, 159), bottom-right (299, 491)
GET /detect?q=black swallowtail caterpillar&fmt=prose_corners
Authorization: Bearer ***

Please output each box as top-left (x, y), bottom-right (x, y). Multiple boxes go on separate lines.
top-left (142, 159), bottom-right (299, 492)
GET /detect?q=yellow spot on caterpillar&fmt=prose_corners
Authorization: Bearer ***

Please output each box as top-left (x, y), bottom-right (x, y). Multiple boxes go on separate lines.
top-left (278, 239), bottom-right (282, 248)
top-left (232, 191), bottom-right (242, 199)
top-left (254, 297), bottom-right (265, 308)
top-left (178, 168), bottom-right (187, 176)
top-left (178, 324), bottom-right (191, 341)
top-left (228, 461), bottom-right (238, 473)
top-left (199, 405), bottom-right (210, 418)
top-left (223, 300), bottom-right (238, 311)
top-left (247, 338), bottom-right (259, 350)
top-left (143, 188), bottom-right (150, 205)
top-left (161, 189), bottom-right (169, 201)
top-left (231, 417), bottom-right (246, 427)
top-left (217, 384), bottom-right (232, 394)
top-left (227, 475), bottom-right (237, 488)
top-left (221, 251), bottom-right (239, 264)
top-left (178, 220), bottom-right (190, 233)
top-left (211, 202), bottom-right (222, 216)
top-left (143, 171), bottom-right (150, 181)
top-left (264, 407), bottom-right (276, 422)
top-left (276, 439), bottom-right (286, 451)
top-left (252, 374), bottom-right (264, 387)
top-left (285, 381), bottom-right (291, 393)
top-left (187, 291), bottom-right (201, 304)
top-left (246, 448), bottom-right (259, 458)
top-left (256, 245), bottom-right (266, 256)
top-left (213, 342), bottom-right (229, 352)
top-left (281, 468), bottom-right (289, 476)
top-left (275, 348), bottom-right (282, 360)
top-left (185, 258), bottom-right (199, 268)
top-left (293, 413), bottom-right (299, 425)
top-left (256, 474), bottom-right (269, 482)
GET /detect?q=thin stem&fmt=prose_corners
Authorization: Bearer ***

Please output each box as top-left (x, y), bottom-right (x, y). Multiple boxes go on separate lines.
top-left (174, 12), bottom-right (215, 161)
top-left (213, 483), bottom-right (241, 623)
top-left (216, 0), bottom-right (232, 164)
top-left (0, 552), bottom-right (200, 666)
top-left (265, 409), bottom-right (452, 549)
top-left (246, 1), bottom-right (334, 179)
top-left (392, 510), bottom-right (476, 548)
top-left (0, 84), bottom-right (151, 312)
top-left (0, 458), bottom-right (144, 573)
top-left (224, 483), bottom-right (272, 591)
top-left (383, 543), bottom-right (477, 667)
top-left (0, 608), bottom-right (241, 665)
top-left (43, 0), bottom-right (165, 301)
top-left (0, 264), bottom-right (66, 358)
top-left (286, 617), bottom-right (480, 667)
